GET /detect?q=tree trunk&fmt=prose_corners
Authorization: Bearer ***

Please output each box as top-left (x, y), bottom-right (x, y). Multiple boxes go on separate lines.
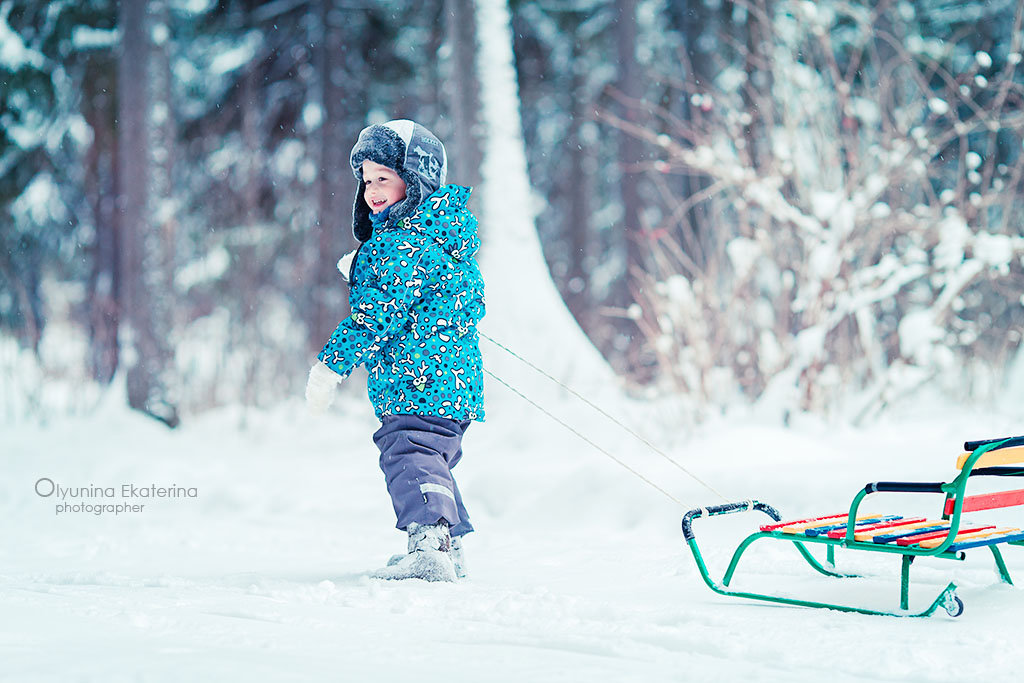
top-left (665, 0), bottom-right (717, 267)
top-left (615, 0), bottom-right (643, 288)
top-left (238, 53), bottom-right (263, 408)
top-left (565, 34), bottom-right (590, 330)
top-left (117, 0), bottom-right (179, 427)
top-left (613, 0), bottom-right (649, 375)
top-left (741, 0), bottom-right (772, 173)
top-left (445, 0), bottom-right (483, 189)
top-left (311, 0), bottom-right (355, 351)
top-left (83, 60), bottom-right (120, 384)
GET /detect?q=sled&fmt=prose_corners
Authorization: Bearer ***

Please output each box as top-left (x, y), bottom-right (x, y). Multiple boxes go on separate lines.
top-left (682, 436), bottom-right (1024, 617)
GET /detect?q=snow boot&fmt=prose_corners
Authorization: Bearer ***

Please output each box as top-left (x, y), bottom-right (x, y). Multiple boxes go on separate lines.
top-left (451, 535), bottom-right (467, 579)
top-left (386, 532), bottom-right (467, 579)
top-left (372, 521), bottom-right (457, 582)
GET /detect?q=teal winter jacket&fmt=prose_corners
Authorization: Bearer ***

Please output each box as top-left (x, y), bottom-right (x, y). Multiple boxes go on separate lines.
top-left (318, 185), bottom-right (486, 421)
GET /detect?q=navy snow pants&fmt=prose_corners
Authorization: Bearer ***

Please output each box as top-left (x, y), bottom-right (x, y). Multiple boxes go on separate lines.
top-left (373, 414), bottom-right (474, 537)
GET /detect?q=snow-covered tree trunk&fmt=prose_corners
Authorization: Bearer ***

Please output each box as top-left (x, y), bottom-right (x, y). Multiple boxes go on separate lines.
top-left (473, 0), bottom-right (616, 398)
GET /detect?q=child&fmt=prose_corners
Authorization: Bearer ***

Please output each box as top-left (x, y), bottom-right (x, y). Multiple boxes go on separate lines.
top-left (305, 119), bottom-right (485, 583)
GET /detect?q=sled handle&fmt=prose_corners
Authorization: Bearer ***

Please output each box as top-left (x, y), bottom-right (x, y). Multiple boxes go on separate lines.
top-left (681, 500), bottom-right (782, 541)
top-left (863, 481), bottom-right (946, 494)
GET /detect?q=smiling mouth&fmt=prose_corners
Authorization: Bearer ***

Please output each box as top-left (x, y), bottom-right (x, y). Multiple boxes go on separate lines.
top-left (371, 199), bottom-right (387, 209)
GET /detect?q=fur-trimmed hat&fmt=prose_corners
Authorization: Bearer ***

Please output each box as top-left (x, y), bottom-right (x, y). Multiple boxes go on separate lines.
top-left (349, 119), bottom-right (448, 242)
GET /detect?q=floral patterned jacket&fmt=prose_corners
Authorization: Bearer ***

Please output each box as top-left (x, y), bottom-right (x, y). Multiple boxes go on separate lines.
top-left (318, 185), bottom-right (485, 421)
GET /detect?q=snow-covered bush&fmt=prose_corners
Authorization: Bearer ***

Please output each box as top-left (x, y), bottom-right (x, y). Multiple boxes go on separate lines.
top-left (617, 0), bottom-right (1024, 421)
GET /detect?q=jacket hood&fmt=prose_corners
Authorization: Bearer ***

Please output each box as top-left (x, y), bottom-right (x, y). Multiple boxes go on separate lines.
top-left (349, 119), bottom-right (448, 242)
top-left (408, 185), bottom-right (480, 262)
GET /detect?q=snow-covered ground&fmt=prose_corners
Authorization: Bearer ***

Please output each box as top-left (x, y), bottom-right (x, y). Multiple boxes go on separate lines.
top-left (4, 381), bottom-right (1024, 682)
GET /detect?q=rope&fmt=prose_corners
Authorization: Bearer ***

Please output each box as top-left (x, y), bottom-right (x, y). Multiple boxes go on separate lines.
top-left (480, 332), bottom-right (730, 505)
top-left (483, 368), bottom-right (689, 508)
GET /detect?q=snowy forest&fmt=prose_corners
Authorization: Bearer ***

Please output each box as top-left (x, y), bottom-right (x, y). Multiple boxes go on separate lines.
top-left (3, 0), bottom-right (1024, 426)
top-left (9, 3), bottom-right (1024, 678)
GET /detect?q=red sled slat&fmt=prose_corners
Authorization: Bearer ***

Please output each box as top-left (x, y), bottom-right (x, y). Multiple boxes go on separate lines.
top-left (824, 517), bottom-right (926, 539)
top-left (759, 513), bottom-right (847, 532)
top-left (943, 489), bottom-right (1024, 515)
top-left (895, 524), bottom-right (996, 546)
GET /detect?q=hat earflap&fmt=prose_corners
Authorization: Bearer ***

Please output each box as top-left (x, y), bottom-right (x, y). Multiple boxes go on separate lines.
top-left (352, 180), bottom-right (373, 242)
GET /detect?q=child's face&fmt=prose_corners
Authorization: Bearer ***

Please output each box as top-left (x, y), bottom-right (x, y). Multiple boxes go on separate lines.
top-left (362, 160), bottom-right (407, 214)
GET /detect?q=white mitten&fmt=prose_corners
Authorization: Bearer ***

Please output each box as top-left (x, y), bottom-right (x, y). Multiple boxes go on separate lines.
top-left (337, 250), bottom-right (357, 282)
top-left (305, 361), bottom-right (342, 414)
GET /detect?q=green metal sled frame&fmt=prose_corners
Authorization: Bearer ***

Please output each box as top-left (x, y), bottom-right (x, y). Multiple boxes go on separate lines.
top-left (682, 439), bottom-right (1024, 618)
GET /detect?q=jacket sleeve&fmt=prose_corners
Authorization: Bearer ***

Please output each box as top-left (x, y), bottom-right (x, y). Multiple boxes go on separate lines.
top-left (317, 239), bottom-right (435, 377)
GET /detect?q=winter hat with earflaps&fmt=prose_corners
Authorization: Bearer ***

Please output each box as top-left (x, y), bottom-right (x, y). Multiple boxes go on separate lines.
top-left (349, 119), bottom-right (448, 242)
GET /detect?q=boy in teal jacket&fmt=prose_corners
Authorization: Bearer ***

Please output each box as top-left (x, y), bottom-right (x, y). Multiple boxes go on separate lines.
top-left (305, 120), bottom-right (485, 582)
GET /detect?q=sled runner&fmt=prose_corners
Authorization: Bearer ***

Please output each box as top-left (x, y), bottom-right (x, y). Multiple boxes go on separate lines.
top-left (683, 436), bottom-right (1024, 617)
